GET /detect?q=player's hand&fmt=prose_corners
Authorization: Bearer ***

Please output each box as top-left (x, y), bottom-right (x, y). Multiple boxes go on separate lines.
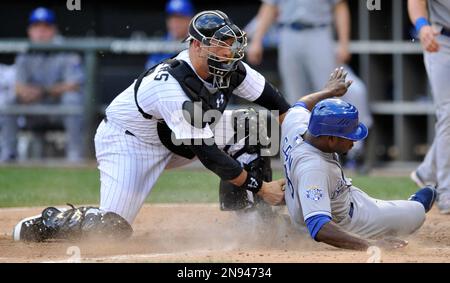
top-left (246, 40), bottom-right (264, 65)
top-left (257, 178), bottom-right (286, 206)
top-left (373, 237), bottom-right (408, 250)
top-left (419, 25), bottom-right (440, 53)
top-left (336, 42), bottom-right (351, 64)
top-left (47, 84), bottom-right (65, 97)
top-left (323, 66), bottom-right (352, 97)
top-left (17, 85), bottom-right (43, 104)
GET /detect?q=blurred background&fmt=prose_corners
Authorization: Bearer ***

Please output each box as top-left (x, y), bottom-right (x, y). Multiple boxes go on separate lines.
top-left (0, 0), bottom-right (432, 172)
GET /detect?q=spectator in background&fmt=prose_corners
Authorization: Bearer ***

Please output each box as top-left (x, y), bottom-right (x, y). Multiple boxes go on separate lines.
top-left (247, 0), bottom-right (351, 105)
top-left (145, 0), bottom-right (194, 69)
top-left (0, 64), bottom-right (16, 162)
top-left (408, 0), bottom-right (450, 214)
top-left (3, 7), bottom-right (85, 162)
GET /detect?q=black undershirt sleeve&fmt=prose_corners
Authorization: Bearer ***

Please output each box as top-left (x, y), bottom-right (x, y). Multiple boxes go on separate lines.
top-left (253, 81), bottom-right (291, 115)
top-left (187, 140), bottom-right (243, 181)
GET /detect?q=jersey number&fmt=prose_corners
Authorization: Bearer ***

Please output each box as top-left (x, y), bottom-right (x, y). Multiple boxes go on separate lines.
top-left (282, 137), bottom-right (295, 199)
top-left (155, 72), bottom-right (169, 81)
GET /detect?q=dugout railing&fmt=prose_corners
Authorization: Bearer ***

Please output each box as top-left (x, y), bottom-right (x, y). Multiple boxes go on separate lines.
top-left (0, 37), bottom-right (432, 165)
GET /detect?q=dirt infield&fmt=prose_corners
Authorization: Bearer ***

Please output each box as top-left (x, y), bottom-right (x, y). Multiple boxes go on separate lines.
top-left (0, 204), bottom-right (449, 263)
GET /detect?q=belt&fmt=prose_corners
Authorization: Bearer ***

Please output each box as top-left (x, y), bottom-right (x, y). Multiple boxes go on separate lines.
top-left (279, 22), bottom-right (329, 31)
top-left (442, 27), bottom-right (450, 37)
top-left (103, 116), bottom-right (136, 137)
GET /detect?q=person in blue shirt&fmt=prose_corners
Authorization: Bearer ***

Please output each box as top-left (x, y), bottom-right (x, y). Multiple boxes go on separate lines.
top-left (145, 0), bottom-right (194, 69)
top-left (1, 7), bottom-right (85, 163)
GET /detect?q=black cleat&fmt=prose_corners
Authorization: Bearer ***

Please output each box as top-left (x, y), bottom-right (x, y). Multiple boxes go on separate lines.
top-left (12, 207), bottom-right (62, 242)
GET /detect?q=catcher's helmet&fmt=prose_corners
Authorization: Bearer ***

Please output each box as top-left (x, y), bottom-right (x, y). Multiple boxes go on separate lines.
top-left (308, 99), bottom-right (368, 141)
top-left (186, 10), bottom-right (247, 88)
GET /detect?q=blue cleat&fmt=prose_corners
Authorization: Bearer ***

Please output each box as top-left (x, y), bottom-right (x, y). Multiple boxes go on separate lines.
top-left (408, 186), bottom-right (437, 213)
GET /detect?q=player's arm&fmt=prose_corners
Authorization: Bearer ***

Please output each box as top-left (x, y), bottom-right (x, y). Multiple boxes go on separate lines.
top-left (246, 2), bottom-right (278, 65)
top-left (297, 67), bottom-right (352, 111)
top-left (187, 142), bottom-right (285, 205)
top-left (15, 83), bottom-right (44, 104)
top-left (46, 82), bottom-right (81, 97)
top-left (253, 81), bottom-right (290, 124)
top-left (312, 218), bottom-right (371, 250)
top-left (334, 0), bottom-right (351, 64)
top-left (231, 62), bottom-right (290, 124)
top-left (47, 54), bottom-right (84, 97)
top-left (408, 0), bottom-right (439, 52)
top-left (298, 170), bottom-right (403, 251)
top-left (14, 55), bottom-right (43, 104)
top-left (313, 218), bottom-right (408, 251)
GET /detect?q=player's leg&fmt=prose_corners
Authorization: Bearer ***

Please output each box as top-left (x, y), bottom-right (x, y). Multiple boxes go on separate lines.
top-left (61, 91), bottom-right (84, 162)
top-left (306, 27), bottom-right (336, 94)
top-left (165, 154), bottom-right (197, 169)
top-left (278, 28), bottom-right (312, 104)
top-left (423, 36), bottom-right (450, 213)
top-left (13, 205), bottom-right (133, 242)
top-left (340, 67), bottom-right (373, 170)
top-left (13, 119), bottom-right (172, 242)
top-left (413, 141), bottom-right (437, 187)
top-left (0, 115), bottom-right (18, 162)
top-left (341, 67), bottom-right (373, 129)
top-left (96, 119), bottom-right (171, 224)
top-left (342, 187), bottom-right (428, 239)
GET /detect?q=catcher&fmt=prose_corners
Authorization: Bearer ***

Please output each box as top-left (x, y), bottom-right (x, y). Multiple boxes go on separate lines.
top-left (12, 10), bottom-right (294, 242)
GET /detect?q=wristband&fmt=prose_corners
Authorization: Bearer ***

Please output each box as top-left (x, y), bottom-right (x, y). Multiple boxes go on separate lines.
top-left (241, 170), bottom-right (263, 193)
top-left (415, 17), bottom-right (430, 33)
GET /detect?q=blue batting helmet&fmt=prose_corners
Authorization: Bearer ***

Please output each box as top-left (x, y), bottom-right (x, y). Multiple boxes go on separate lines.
top-left (29, 7), bottom-right (55, 25)
top-left (166, 0), bottom-right (194, 17)
top-left (308, 99), bottom-right (368, 141)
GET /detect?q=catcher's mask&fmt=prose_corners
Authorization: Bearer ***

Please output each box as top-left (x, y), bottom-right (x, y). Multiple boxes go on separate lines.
top-left (185, 10), bottom-right (247, 89)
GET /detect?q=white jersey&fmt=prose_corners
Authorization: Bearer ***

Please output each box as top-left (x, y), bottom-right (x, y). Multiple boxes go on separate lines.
top-left (97, 50), bottom-right (267, 224)
top-left (281, 105), bottom-right (425, 238)
top-left (105, 50), bottom-right (265, 143)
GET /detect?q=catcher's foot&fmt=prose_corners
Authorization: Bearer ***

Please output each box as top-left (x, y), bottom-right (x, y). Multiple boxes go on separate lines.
top-left (13, 207), bottom-right (62, 242)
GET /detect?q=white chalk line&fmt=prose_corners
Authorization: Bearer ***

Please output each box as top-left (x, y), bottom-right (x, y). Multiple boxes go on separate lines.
top-left (0, 247), bottom-right (234, 263)
top-left (0, 203), bottom-right (219, 213)
top-left (38, 248), bottom-right (231, 263)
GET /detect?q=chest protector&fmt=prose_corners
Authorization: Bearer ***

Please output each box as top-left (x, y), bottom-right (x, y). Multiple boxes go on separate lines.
top-left (133, 59), bottom-right (246, 159)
